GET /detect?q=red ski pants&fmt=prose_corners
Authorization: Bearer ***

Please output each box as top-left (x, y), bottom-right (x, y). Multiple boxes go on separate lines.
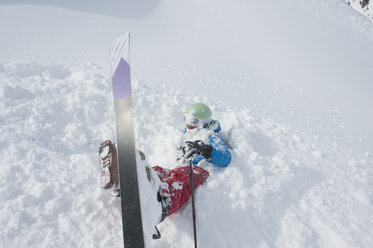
top-left (152, 165), bottom-right (209, 216)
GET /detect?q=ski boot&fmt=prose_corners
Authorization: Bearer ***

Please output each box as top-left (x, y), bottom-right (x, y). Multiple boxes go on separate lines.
top-left (99, 140), bottom-right (120, 197)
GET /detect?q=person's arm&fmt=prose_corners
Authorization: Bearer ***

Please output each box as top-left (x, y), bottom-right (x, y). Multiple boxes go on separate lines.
top-left (209, 134), bottom-right (231, 167)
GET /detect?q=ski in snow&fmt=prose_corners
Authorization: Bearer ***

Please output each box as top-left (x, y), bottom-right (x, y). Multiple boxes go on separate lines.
top-left (110, 32), bottom-right (145, 248)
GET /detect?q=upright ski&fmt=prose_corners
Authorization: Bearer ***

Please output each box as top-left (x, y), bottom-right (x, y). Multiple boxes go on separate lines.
top-left (110, 32), bottom-right (145, 248)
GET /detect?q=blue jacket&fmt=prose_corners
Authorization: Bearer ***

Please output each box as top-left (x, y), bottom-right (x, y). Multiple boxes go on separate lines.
top-left (189, 120), bottom-right (231, 167)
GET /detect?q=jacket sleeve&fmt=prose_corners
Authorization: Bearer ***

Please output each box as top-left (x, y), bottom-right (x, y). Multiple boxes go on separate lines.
top-left (209, 133), bottom-right (231, 167)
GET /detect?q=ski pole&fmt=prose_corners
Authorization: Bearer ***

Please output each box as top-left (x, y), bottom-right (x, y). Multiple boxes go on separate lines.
top-left (189, 159), bottom-right (198, 248)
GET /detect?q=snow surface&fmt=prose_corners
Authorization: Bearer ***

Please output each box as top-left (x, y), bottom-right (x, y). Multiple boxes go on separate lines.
top-left (1, 0), bottom-right (373, 247)
top-left (136, 151), bottom-right (164, 247)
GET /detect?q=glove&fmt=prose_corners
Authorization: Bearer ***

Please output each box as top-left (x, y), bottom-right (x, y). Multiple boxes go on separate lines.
top-left (181, 140), bottom-right (213, 159)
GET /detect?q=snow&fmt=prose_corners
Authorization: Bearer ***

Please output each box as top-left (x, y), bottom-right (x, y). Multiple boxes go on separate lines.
top-left (1, 0), bottom-right (373, 247)
top-left (136, 152), bottom-right (163, 247)
top-left (346, 0), bottom-right (373, 20)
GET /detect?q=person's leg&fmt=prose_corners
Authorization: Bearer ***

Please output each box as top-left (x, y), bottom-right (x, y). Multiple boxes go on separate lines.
top-left (154, 166), bottom-right (209, 216)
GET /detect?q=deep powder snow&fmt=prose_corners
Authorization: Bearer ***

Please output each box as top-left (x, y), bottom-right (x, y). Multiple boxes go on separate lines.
top-left (0, 62), bottom-right (371, 247)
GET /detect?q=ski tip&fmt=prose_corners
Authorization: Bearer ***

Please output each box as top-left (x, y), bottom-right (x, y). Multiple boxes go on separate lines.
top-left (110, 32), bottom-right (131, 75)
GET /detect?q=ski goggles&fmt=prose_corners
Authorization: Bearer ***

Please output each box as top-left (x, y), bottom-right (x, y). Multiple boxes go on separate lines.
top-left (184, 115), bottom-right (201, 129)
top-left (184, 114), bottom-right (212, 130)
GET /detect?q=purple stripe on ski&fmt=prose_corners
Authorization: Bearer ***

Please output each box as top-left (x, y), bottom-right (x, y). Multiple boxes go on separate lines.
top-left (112, 58), bottom-right (131, 100)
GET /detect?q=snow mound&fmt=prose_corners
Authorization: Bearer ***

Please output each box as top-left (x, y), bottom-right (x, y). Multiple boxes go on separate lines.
top-left (0, 62), bottom-right (121, 247)
top-left (0, 62), bottom-right (372, 248)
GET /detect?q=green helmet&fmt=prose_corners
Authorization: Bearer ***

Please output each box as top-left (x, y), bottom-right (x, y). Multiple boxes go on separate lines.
top-left (184, 103), bottom-right (212, 128)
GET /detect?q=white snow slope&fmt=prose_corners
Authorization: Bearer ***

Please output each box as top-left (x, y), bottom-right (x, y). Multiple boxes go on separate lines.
top-left (0, 0), bottom-right (373, 248)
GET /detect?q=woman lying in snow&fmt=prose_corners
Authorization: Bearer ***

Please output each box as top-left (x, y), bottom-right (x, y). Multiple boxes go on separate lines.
top-left (98, 103), bottom-right (231, 238)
